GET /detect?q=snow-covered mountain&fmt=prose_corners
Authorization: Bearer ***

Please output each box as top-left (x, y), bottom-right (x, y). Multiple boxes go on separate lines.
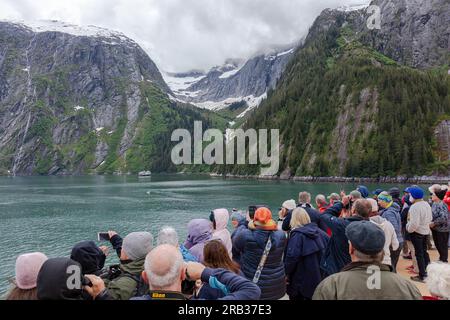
top-left (0, 20), bottom-right (173, 175)
top-left (164, 47), bottom-right (296, 117)
top-left (2, 19), bottom-right (134, 44)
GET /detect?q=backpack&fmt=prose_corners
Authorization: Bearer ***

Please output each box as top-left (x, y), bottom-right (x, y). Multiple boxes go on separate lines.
top-left (122, 272), bottom-right (150, 298)
top-left (101, 264), bottom-right (149, 298)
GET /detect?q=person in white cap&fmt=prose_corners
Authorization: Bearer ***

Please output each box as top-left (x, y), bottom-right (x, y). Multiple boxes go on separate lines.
top-left (278, 199), bottom-right (297, 231)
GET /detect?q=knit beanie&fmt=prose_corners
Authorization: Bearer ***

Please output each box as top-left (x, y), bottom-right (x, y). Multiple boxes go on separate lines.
top-left (15, 252), bottom-right (48, 290)
top-left (122, 232), bottom-right (154, 261)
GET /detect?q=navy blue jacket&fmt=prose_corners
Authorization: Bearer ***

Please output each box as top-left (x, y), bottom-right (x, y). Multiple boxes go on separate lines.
top-left (285, 223), bottom-right (329, 299)
top-left (282, 204), bottom-right (328, 233)
top-left (196, 271), bottom-right (246, 300)
top-left (233, 228), bottom-right (286, 300)
top-left (319, 202), bottom-right (365, 276)
top-left (231, 222), bottom-right (248, 265)
top-left (132, 268), bottom-right (261, 301)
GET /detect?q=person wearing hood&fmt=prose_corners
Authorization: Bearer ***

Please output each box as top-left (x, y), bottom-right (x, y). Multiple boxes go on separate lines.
top-left (184, 219), bottom-right (213, 263)
top-left (231, 211), bottom-right (247, 239)
top-left (233, 207), bottom-right (287, 300)
top-left (104, 231), bottom-right (154, 300)
top-left (370, 214), bottom-right (399, 267)
top-left (231, 212), bottom-right (247, 265)
top-left (357, 186), bottom-right (370, 199)
top-left (378, 192), bottom-right (403, 272)
top-left (6, 252), bottom-right (48, 300)
top-left (284, 208), bottom-right (329, 300)
top-left (210, 209), bottom-right (232, 258)
top-left (37, 257), bottom-right (92, 300)
top-left (70, 241), bottom-right (108, 276)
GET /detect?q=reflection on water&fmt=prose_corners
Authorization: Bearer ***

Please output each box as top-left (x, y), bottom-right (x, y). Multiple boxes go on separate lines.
top-left (0, 174), bottom-right (416, 296)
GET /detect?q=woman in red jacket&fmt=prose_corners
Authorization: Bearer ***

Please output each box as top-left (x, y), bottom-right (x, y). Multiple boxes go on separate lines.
top-left (444, 184), bottom-right (450, 211)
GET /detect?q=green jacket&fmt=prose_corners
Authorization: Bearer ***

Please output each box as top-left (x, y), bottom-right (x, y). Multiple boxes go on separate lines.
top-left (106, 258), bottom-right (145, 300)
top-left (313, 262), bottom-right (422, 300)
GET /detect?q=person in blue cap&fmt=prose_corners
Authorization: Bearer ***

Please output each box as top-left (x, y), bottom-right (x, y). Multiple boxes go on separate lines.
top-left (357, 186), bottom-right (370, 199)
top-left (313, 221), bottom-right (422, 300)
top-left (372, 189), bottom-right (383, 200)
top-left (406, 187), bottom-right (433, 283)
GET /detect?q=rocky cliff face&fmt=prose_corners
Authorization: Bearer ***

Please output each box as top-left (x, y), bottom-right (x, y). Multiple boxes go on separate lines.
top-left (366, 0), bottom-right (449, 69)
top-left (309, 0), bottom-right (450, 69)
top-left (164, 47), bottom-right (295, 112)
top-left (226, 0), bottom-right (450, 177)
top-left (0, 21), bottom-right (204, 176)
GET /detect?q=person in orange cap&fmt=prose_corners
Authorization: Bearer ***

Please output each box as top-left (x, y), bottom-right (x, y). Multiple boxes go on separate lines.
top-left (250, 207), bottom-right (278, 231)
top-left (233, 207), bottom-right (287, 300)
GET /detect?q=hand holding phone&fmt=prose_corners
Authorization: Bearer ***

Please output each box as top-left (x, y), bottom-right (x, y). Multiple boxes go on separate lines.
top-left (98, 232), bottom-right (110, 242)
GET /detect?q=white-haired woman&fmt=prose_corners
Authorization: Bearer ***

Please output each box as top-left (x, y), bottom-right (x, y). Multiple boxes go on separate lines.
top-left (284, 208), bottom-right (329, 300)
top-left (157, 226), bottom-right (198, 262)
top-left (429, 185), bottom-right (450, 263)
top-left (424, 263), bottom-right (450, 300)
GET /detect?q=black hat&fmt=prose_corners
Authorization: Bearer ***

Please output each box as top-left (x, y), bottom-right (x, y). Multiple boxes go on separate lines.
top-left (70, 241), bottom-right (106, 275)
top-left (389, 187), bottom-right (401, 199)
top-left (346, 221), bottom-right (385, 255)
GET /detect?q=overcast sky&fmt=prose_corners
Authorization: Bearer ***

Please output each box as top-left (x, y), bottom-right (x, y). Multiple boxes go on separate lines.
top-left (0, 0), bottom-right (370, 72)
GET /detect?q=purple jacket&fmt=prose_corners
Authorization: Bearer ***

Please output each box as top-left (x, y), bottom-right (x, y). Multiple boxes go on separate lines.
top-left (184, 219), bottom-right (213, 263)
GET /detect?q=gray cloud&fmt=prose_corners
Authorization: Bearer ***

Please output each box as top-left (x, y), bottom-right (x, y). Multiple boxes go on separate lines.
top-left (0, 0), bottom-right (370, 72)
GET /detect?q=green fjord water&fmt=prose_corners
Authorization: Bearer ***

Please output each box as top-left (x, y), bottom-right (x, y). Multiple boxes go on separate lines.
top-left (0, 175), bottom-right (415, 296)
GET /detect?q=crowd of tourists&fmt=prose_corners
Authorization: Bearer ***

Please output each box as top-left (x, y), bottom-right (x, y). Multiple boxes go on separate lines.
top-left (4, 184), bottom-right (450, 301)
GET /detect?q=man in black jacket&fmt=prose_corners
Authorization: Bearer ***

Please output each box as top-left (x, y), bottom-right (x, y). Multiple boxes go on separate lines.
top-left (282, 192), bottom-right (328, 233)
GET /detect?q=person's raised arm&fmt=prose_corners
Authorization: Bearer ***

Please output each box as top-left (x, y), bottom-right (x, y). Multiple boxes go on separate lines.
top-left (187, 263), bottom-right (261, 300)
top-left (108, 231), bottom-right (123, 258)
top-left (319, 198), bottom-right (348, 233)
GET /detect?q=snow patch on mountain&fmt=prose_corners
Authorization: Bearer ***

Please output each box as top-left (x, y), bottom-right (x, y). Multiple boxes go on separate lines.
top-left (219, 64), bottom-right (244, 79)
top-left (336, 3), bottom-right (370, 12)
top-left (265, 48), bottom-right (295, 61)
top-left (194, 93), bottom-right (266, 112)
top-left (236, 94), bottom-right (267, 118)
top-left (162, 72), bottom-right (206, 93)
top-left (3, 19), bottom-right (133, 43)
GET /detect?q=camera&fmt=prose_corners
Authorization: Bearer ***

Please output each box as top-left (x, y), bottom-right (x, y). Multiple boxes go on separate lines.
top-left (248, 205), bottom-right (268, 220)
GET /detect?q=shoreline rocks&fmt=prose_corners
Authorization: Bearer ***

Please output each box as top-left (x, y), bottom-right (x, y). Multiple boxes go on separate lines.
top-left (210, 173), bottom-right (450, 184)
